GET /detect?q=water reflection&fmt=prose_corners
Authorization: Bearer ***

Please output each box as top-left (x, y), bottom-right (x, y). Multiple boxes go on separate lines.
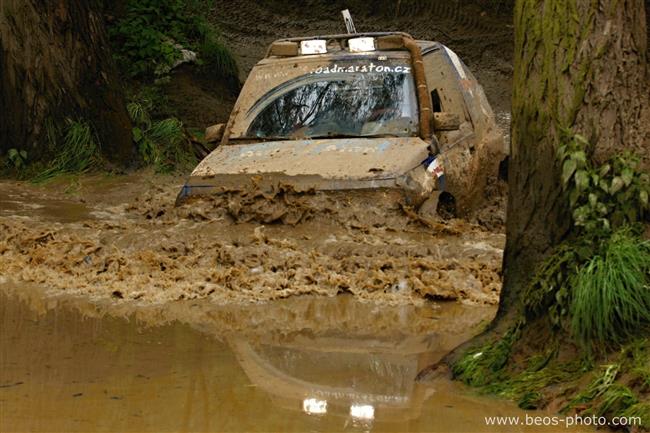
top-left (229, 332), bottom-right (436, 424)
top-left (0, 285), bottom-right (592, 432)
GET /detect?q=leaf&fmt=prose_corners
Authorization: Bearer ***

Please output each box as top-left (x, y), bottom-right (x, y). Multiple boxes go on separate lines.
top-left (599, 179), bottom-right (610, 193)
top-left (600, 218), bottom-right (610, 231)
top-left (624, 206), bottom-right (637, 223)
top-left (599, 163), bottom-right (611, 176)
top-left (573, 205), bottom-right (590, 225)
top-left (562, 159), bottom-right (578, 186)
top-left (571, 150), bottom-right (587, 165)
top-left (640, 190), bottom-right (649, 207)
top-left (611, 177), bottom-right (624, 194)
top-left (621, 168), bottom-right (634, 187)
top-left (588, 193), bottom-right (598, 207)
top-left (574, 134), bottom-right (589, 147)
top-left (575, 170), bottom-right (590, 191)
top-left (597, 202), bottom-right (608, 215)
top-left (591, 173), bottom-right (600, 185)
top-left (132, 127), bottom-right (143, 142)
top-left (569, 188), bottom-right (580, 208)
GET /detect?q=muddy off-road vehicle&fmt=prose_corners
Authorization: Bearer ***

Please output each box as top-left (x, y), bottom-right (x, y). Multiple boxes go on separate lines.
top-left (177, 32), bottom-right (504, 215)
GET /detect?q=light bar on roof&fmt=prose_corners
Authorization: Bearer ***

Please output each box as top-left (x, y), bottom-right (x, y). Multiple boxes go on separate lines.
top-left (348, 37), bottom-right (375, 52)
top-left (300, 39), bottom-right (327, 55)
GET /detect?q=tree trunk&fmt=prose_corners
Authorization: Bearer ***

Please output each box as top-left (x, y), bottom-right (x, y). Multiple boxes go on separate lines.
top-left (498, 0), bottom-right (649, 324)
top-left (0, 0), bottom-right (135, 165)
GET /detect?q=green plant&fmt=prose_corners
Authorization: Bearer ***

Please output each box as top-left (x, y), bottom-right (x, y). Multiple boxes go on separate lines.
top-left (522, 134), bottom-right (650, 347)
top-left (452, 324), bottom-right (522, 387)
top-left (620, 403), bottom-right (650, 427)
top-left (109, 0), bottom-right (239, 82)
top-left (6, 148), bottom-right (28, 170)
top-left (595, 384), bottom-right (638, 417)
top-left (564, 363), bottom-right (621, 411)
top-left (110, 0), bottom-right (186, 78)
top-left (558, 134), bottom-right (649, 234)
top-left (523, 242), bottom-right (581, 325)
top-left (128, 102), bottom-right (194, 172)
top-left (488, 358), bottom-right (590, 409)
top-left (570, 228), bottom-right (650, 348)
top-left (33, 119), bottom-right (99, 182)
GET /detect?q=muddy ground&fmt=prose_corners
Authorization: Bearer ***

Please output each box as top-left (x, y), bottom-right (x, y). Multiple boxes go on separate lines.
top-left (0, 174), bottom-right (504, 306)
top-left (1, 1), bottom-right (511, 307)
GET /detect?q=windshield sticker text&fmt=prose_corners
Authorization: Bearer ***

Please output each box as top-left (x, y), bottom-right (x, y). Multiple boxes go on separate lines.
top-left (311, 63), bottom-right (411, 75)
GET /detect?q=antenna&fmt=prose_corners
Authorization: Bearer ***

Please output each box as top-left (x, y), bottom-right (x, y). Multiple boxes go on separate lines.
top-left (341, 9), bottom-right (356, 34)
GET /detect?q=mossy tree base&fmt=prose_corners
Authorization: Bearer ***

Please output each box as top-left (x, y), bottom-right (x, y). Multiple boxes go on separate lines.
top-left (420, 0), bottom-right (650, 427)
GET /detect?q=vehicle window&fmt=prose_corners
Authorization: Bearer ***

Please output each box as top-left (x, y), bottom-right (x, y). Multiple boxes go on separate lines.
top-left (431, 89), bottom-right (443, 112)
top-left (422, 51), bottom-right (468, 121)
top-left (243, 67), bottom-right (419, 139)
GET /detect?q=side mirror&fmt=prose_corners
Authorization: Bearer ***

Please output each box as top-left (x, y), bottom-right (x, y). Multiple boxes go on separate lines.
top-left (432, 113), bottom-right (461, 131)
top-left (205, 123), bottom-right (225, 143)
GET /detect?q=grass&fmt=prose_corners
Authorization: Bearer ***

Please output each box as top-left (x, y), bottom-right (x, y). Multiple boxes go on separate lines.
top-left (452, 324), bottom-right (521, 387)
top-left (621, 403), bottom-right (650, 427)
top-left (32, 119), bottom-right (99, 182)
top-left (488, 358), bottom-right (591, 409)
top-left (570, 228), bottom-right (650, 349)
top-left (127, 101), bottom-right (194, 173)
top-left (127, 101), bottom-right (151, 128)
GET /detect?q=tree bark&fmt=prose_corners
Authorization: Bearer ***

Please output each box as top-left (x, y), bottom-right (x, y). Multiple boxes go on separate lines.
top-left (0, 0), bottom-right (135, 164)
top-left (498, 0), bottom-right (649, 324)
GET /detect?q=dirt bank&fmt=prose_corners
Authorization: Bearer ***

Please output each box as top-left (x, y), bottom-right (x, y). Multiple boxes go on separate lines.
top-left (0, 173), bottom-right (504, 305)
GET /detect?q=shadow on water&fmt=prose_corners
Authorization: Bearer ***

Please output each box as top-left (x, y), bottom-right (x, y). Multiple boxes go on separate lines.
top-left (0, 285), bottom-right (592, 432)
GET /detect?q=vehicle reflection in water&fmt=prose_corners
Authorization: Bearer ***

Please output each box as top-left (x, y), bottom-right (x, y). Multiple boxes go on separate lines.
top-left (229, 333), bottom-right (436, 428)
top-left (0, 284), bottom-right (593, 432)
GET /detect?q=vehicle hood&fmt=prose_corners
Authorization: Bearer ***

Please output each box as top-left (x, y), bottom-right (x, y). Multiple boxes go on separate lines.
top-left (191, 137), bottom-right (429, 181)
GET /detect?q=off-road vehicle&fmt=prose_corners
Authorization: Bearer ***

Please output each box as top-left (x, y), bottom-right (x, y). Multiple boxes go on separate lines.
top-left (177, 32), bottom-right (504, 215)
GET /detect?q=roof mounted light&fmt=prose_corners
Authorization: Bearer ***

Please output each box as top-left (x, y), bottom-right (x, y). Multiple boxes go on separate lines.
top-left (348, 37), bottom-right (375, 52)
top-left (300, 39), bottom-right (327, 55)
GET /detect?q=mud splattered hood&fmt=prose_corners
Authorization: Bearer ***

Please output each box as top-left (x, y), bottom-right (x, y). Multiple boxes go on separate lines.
top-left (192, 137), bottom-right (429, 180)
top-left (178, 137), bottom-right (434, 202)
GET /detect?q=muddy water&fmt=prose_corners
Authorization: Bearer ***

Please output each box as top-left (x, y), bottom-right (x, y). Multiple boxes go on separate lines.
top-left (0, 174), bottom-right (504, 305)
top-left (1, 287), bottom-right (590, 433)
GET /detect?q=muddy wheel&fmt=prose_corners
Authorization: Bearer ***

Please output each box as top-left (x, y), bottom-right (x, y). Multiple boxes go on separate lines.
top-left (418, 191), bottom-right (442, 219)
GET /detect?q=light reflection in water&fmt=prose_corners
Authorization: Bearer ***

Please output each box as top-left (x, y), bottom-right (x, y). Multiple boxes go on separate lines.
top-left (303, 398), bottom-right (328, 415)
top-left (350, 404), bottom-right (375, 420)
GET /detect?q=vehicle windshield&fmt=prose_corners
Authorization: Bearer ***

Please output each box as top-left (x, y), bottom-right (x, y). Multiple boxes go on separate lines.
top-left (240, 60), bottom-right (419, 139)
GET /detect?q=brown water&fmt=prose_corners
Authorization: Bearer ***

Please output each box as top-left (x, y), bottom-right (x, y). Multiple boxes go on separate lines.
top-left (0, 285), bottom-right (593, 433)
top-left (0, 174), bottom-right (503, 306)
